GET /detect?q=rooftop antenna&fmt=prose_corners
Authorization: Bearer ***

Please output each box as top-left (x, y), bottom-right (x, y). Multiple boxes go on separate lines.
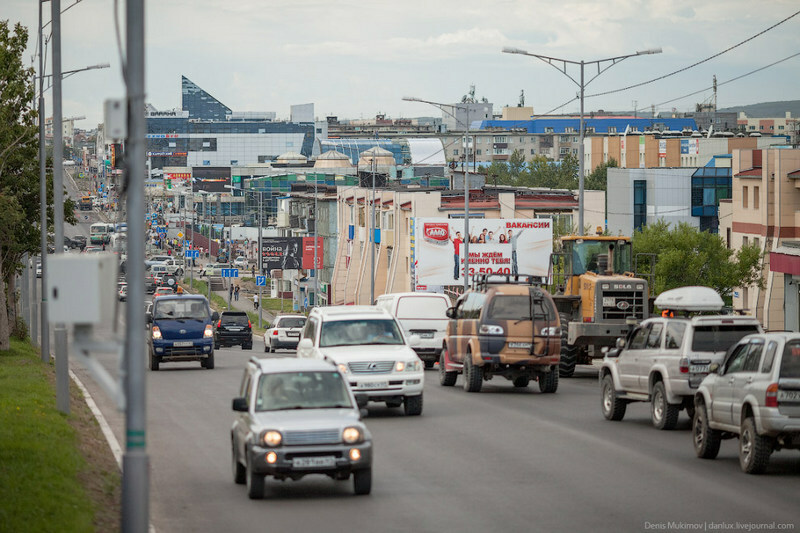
top-left (519, 90), bottom-right (525, 107)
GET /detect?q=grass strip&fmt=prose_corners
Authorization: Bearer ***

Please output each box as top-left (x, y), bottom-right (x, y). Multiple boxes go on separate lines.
top-left (0, 339), bottom-right (98, 531)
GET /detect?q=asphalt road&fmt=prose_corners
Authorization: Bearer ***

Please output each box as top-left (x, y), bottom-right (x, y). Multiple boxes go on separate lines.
top-left (56, 174), bottom-right (800, 533)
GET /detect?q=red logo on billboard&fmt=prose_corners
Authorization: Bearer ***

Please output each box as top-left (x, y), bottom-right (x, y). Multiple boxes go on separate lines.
top-left (423, 223), bottom-right (449, 244)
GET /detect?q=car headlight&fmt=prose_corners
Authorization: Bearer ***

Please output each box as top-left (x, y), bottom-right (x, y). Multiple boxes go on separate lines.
top-left (260, 430), bottom-right (282, 447)
top-left (204, 325), bottom-right (213, 338)
top-left (151, 326), bottom-right (162, 340)
top-left (342, 426), bottom-right (362, 444)
top-left (541, 327), bottom-right (561, 337)
top-left (337, 363), bottom-right (349, 374)
top-left (396, 360), bottom-right (421, 372)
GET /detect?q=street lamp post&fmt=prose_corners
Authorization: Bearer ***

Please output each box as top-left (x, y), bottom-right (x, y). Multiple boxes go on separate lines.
top-left (502, 46), bottom-right (661, 235)
top-left (403, 96), bottom-right (471, 292)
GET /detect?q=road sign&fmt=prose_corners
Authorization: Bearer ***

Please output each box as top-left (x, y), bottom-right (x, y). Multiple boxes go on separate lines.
top-left (221, 268), bottom-right (239, 278)
top-left (185, 249), bottom-right (200, 259)
top-left (83, 215), bottom-right (89, 220)
top-left (255, 276), bottom-right (266, 286)
top-left (177, 232), bottom-right (183, 239)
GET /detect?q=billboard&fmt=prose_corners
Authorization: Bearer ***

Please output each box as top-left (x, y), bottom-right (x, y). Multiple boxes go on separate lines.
top-left (261, 237), bottom-right (323, 271)
top-left (413, 218), bottom-right (553, 286)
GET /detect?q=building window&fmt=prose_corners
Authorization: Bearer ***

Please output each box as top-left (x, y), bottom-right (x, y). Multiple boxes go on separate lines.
top-left (559, 147), bottom-right (570, 155)
top-left (726, 227), bottom-right (731, 249)
top-left (779, 125), bottom-right (785, 130)
top-left (476, 149), bottom-right (482, 155)
top-left (749, 125), bottom-right (756, 130)
top-left (565, 127), bottom-right (575, 134)
top-left (743, 236), bottom-right (748, 246)
top-left (493, 136), bottom-right (507, 143)
top-left (560, 136), bottom-right (571, 143)
top-left (545, 127), bottom-right (554, 133)
top-left (633, 180), bottom-right (647, 231)
top-left (609, 127), bottom-right (617, 134)
top-left (453, 149), bottom-right (459, 156)
top-left (742, 186), bottom-right (748, 208)
top-left (753, 186), bottom-right (759, 209)
top-left (358, 207), bottom-right (365, 227)
top-left (586, 127), bottom-right (595, 134)
top-left (753, 237), bottom-right (760, 249)
top-left (530, 149), bottom-right (535, 155)
top-left (519, 137), bottom-right (525, 143)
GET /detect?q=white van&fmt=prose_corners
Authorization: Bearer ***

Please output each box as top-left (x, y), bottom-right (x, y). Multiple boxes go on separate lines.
top-left (375, 292), bottom-right (451, 369)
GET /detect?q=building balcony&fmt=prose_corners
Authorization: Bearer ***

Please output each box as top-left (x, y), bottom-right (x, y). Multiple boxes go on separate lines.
top-left (276, 212), bottom-right (290, 227)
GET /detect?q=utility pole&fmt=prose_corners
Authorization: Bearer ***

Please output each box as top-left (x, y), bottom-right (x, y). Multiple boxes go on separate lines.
top-left (51, 0), bottom-right (69, 414)
top-left (38, 0), bottom-right (49, 360)
top-left (313, 174), bottom-right (319, 307)
top-left (122, 0), bottom-right (149, 530)
top-left (463, 107), bottom-right (470, 293)
top-left (258, 190), bottom-right (263, 328)
top-left (370, 156), bottom-right (376, 304)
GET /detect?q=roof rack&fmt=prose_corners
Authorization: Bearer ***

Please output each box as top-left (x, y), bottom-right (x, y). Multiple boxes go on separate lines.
top-left (471, 273), bottom-right (546, 292)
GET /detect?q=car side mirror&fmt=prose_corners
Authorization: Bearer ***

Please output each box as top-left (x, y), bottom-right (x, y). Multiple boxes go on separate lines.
top-left (211, 311), bottom-right (219, 322)
top-left (297, 338), bottom-right (313, 352)
top-left (616, 337), bottom-right (626, 349)
top-left (446, 307), bottom-right (456, 319)
top-left (146, 312), bottom-right (152, 323)
top-left (710, 362), bottom-right (720, 374)
top-left (408, 334), bottom-right (421, 347)
top-left (231, 397), bottom-right (248, 412)
top-left (359, 408), bottom-right (368, 419)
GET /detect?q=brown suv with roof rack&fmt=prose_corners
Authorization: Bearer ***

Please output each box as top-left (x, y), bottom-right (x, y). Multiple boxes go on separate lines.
top-left (439, 274), bottom-right (561, 393)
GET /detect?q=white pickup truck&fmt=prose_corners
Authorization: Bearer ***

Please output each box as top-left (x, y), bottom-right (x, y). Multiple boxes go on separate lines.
top-left (599, 286), bottom-right (763, 430)
top-left (147, 255), bottom-right (184, 277)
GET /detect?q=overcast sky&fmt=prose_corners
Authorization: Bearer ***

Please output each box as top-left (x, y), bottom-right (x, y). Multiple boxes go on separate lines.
top-left (6, 0), bottom-right (800, 128)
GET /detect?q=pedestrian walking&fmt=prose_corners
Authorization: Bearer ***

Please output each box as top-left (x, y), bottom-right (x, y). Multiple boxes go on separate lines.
top-left (229, 283), bottom-right (234, 300)
top-left (251, 264), bottom-right (255, 277)
top-left (253, 293), bottom-right (259, 310)
top-left (234, 285), bottom-right (240, 301)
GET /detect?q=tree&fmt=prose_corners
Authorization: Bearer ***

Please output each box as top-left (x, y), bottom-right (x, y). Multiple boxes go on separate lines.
top-left (632, 221), bottom-right (764, 298)
top-left (0, 20), bottom-right (75, 349)
top-left (584, 158), bottom-right (618, 191)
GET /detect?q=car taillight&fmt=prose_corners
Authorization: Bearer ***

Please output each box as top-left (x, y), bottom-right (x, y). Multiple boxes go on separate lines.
top-left (679, 357), bottom-right (689, 374)
top-left (272, 330), bottom-right (279, 336)
top-left (765, 383), bottom-right (779, 407)
top-left (217, 320), bottom-right (222, 328)
top-left (248, 320), bottom-right (252, 328)
top-left (583, 317), bottom-right (594, 323)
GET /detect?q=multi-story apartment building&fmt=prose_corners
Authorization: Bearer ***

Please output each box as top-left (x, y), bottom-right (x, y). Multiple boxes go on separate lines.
top-left (737, 111), bottom-right (798, 144)
top-left (718, 147), bottom-right (800, 330)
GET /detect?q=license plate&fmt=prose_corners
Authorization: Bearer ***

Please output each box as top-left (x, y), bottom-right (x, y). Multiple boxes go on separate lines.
top-left (173, 341), bottom-right (193, 347)
top-left (292, 456), bottom-right (336, 469)
top-left (357, 381), bottom-right (388, 390)
top-left (689, 364), bottom-right (710, 373)
top-left (509, 342), bottom-right (532, 349)
top-left (778, 390), bottom-right (800, 402)
top-left (419, 332), bottom-right (434, 339)
top-left (287, 332), bottom-right (300, 337)
top-left (228, 327), bottom-right (242, 331)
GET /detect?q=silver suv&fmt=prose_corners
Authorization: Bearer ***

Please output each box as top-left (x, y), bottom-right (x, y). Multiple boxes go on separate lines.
top-left (693, 332), bottom-right (800, 474)
top-left (231, 357), bottom-right (373, 499)
top-left (600, 313), bottom-right (762, 429)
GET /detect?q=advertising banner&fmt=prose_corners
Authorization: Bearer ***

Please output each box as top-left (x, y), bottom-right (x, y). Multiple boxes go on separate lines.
top-left (261, 237), bottom-right (323, 271)
top-left (658, 139), bottom-right (667, 157)
top-left (413, 218), bottom-right (553, 286)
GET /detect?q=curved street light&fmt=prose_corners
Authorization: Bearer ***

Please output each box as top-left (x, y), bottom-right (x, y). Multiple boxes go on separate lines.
top-left (502, 46), bottom-right (662, 235)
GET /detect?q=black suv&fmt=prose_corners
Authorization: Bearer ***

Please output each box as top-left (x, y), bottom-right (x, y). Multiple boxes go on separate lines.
top-left (215, 311), bottom-right (253, 350)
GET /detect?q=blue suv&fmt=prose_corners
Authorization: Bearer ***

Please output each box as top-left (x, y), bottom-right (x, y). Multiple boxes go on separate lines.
top-left (147, 295), bottom-right (219, 370)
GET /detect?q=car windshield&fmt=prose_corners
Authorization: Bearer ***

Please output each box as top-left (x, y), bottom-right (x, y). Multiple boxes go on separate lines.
top-left (255, 371), bottom-right (352, 411)
top-left (780, 340), bottom-right (800, 378)
top-left (396, 296), bottom-right (449, 319)
top-left (691, 325), bottom-right (760, 352)
top-left (153, 299), bottom-right (209, 320)
top-left (278, 317), bottom-right (306, 329)
top-left (486, 294), bottom-right (555, 321)
top-left (222, 313), bottom-right (249, 326)
top-left (320, 318), bottom-right (404, 347)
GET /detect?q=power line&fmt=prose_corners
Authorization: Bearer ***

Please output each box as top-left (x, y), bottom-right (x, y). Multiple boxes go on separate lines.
top-left (654, 51), bottom-right (800, 109)
top-left (586, 9), bottom-right (800, 99)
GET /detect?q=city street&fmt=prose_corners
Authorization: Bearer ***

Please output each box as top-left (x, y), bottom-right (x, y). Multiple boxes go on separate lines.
top-left (72, 341), bottom-right (800, 533)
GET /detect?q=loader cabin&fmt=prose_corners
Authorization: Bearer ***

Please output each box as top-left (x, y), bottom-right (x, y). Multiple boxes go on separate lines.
top-left (560, 235), bottom-right (633, 276)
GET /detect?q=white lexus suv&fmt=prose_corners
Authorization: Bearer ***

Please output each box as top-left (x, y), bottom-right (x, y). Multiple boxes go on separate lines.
top-left (297, 306), bottom-right (424, 415)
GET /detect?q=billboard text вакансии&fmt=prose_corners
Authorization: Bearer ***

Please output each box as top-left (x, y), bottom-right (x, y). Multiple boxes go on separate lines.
top-left (413, 218), bottom-right (553, 286)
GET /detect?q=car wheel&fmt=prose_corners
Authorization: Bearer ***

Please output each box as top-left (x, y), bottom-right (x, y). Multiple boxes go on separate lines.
top-left (462, 352), bottom-right (482, 393)
top-left (232, 440), bottom-right (245, 485)
top-left (559, 312), bottom-right (578, 378)
top-left (693, 402), bottom-right (721, 459)
top-left (424, 360), bottom-right (435, 370)
top-left (740, 417), bottom-right (773, 474)
top-left (403, 394), bottom-right (423, 416)
top-left (202, 352), bottom-right (215, 370)
top-left (353, 468), bottom-right (372, 496)
top-left (538, 369), bottom-right (559, 394)
top-left (512, 376), bottom-right (530, 388)
top-left (651, 381), bottom-right (679, 430)
top-left (149, 351), bottom-right (160, 371)
top-left (264, 341), bottom-right (271, 353)
top-left (246, 452), bottom-right (265, 499)
top-left (214, 343), bottom-right (220, 350)
top-left (601, 374), bottom-right (626, 421)
top-left (439, 347), bottom-right (457, 387)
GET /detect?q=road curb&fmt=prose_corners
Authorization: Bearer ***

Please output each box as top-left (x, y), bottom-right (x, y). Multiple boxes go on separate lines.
top-left (68, 369), bottom-right (123, 468)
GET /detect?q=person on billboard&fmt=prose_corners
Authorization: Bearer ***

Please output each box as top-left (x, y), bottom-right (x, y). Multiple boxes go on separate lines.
top-left (507, 229), bottom-right (525, 276)
top-left (498, 234), bottom-right (507, 243)
top-left (281, 241), bottom-right (301, 270)
top-left (487, 231), bottom-right (495, 242)
top-left (449, 231), bottom-right (463, 281)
